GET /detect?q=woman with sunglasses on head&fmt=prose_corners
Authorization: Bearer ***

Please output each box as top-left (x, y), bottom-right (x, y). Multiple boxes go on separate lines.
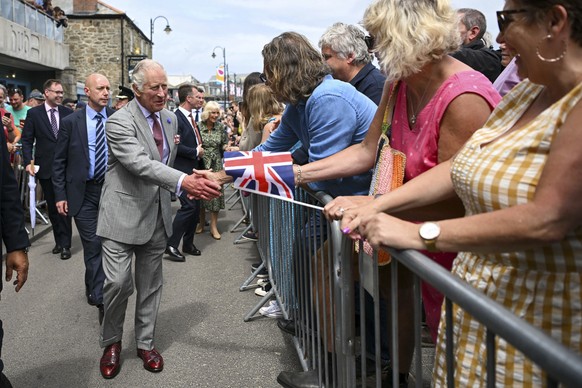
top-left (339, 0), bottom-right (582, 385)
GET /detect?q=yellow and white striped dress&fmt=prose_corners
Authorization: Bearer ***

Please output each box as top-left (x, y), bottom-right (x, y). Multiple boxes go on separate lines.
top-left (433, 80), bottom-right (582, 387)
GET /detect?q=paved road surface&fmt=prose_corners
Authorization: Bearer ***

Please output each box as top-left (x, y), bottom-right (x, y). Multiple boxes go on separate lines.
top-left (2, 190), bottom-right (300, 387)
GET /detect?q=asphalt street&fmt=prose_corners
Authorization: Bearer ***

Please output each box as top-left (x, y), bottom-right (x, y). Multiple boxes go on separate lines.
top-left (1, 188), bottom-right (300, 387)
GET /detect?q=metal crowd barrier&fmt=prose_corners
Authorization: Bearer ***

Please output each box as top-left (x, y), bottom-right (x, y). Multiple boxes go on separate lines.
top-left (238, 188), bottom-right (582, 387)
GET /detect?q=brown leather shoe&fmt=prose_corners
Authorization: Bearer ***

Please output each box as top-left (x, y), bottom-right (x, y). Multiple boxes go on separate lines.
top-left (100, 342), bottom-right (121, 379)
top-left (137, 348), bottom-right (164, 372)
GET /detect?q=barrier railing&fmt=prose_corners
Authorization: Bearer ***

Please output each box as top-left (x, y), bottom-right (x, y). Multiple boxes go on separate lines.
top-left (0, 0), bottom-right (64, 42)
top-left (238, 188), bottom-right (582, 387)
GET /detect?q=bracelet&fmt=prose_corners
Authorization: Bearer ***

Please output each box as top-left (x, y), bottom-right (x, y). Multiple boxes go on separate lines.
top-left (267, 117), bottom-right (277, 124)
top-left (294, 164), bottom-right (302, 186)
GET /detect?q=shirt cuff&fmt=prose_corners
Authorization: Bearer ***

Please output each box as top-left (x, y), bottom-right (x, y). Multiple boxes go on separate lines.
top-left (176, 173), bottom-right (186, 196)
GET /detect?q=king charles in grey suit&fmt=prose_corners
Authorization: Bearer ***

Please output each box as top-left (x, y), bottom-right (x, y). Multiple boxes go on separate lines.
top-left (96, 60), bottom-right (221, 379)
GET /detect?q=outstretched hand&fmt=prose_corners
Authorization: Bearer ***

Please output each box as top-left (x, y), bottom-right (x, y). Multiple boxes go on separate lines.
top-left (182, 169), bottom-right (222, 200)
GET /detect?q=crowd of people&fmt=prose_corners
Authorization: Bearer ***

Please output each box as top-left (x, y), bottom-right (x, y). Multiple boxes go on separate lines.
top-left (1, 0), bottom-right (581, 386)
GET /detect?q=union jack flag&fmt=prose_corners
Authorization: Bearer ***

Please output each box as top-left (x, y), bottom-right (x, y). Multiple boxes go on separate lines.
top-left (223, 151), bottom-right (295, 199)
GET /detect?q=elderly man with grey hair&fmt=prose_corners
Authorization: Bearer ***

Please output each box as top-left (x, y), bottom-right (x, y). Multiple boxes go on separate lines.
top-left (96, 59), bottom-right (221, 379)
top-left (319, 22), bottom-right (386, 104)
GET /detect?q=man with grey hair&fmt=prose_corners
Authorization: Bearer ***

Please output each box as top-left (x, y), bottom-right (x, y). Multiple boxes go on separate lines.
top-left (96, 59), bottom-right (221, 379)
top-left (319, 22), bottom-right (385, 104)
top-left (451, 8), bottom-right (503, 82)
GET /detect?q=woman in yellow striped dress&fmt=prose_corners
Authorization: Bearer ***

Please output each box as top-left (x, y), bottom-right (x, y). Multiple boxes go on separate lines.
top-left (341, 0), bottom-right (582, 385)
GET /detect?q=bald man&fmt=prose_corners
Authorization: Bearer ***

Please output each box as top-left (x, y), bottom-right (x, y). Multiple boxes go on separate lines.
top-left (53, 74), bottom-right (115, 323)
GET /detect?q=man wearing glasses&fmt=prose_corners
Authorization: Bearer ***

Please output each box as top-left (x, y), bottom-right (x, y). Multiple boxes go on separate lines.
top-left (21, 79), bottom-right (74, 260)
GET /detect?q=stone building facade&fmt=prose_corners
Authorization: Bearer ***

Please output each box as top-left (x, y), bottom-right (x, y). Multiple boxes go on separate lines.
top-left (53, 0), bottom-right (151, 99)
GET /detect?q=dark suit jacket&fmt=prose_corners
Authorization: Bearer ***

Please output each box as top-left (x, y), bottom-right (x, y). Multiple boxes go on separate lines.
top-left (451, 39), bottom-right (503, 83)
top-left (21, 103), bottom-right (74, 180)
top-left (0, 127), bottom-right (30, 292)
top-left (173, 108), bottom-right (204, 174)
top-left (52, 106), bottom-right (116, 217)
top-left (350, 62), bottom-right (386, 105)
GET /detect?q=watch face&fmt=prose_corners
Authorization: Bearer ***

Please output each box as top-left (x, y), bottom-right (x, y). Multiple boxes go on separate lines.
top-left (420, 222), bottom-right (440, 240)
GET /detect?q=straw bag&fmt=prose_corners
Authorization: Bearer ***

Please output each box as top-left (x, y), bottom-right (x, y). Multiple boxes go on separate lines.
top-left (361, 82), bottom-right (406, 265)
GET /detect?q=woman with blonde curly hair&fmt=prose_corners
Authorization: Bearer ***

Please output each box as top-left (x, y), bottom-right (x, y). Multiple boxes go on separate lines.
top-left (275, 0), bottom-right (502, 386)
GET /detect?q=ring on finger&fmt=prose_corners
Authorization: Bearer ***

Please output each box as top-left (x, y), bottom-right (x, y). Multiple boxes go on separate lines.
top-left (339, 207), bottom-right (345, 215)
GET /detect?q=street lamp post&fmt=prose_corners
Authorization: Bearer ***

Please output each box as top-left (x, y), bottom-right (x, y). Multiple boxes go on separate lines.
top-left (150, 15), bottom-right (172, 44)
top-left (212, 46), bottom-right (229, 110)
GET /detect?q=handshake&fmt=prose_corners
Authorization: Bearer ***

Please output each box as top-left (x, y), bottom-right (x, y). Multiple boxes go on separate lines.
top-left (181, 169), bottom-right (232, 200)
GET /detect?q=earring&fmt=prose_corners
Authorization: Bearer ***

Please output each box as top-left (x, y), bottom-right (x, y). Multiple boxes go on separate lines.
top-left (536, 34), bottom-right (567, 63)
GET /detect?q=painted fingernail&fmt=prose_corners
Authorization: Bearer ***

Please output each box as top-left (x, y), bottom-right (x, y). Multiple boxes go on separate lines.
top-left (342, 227), bottom-right (351, 234)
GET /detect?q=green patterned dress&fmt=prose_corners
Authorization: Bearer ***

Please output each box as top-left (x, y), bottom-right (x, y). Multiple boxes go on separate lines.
top-left (199, 120), bottom-right (228, 211)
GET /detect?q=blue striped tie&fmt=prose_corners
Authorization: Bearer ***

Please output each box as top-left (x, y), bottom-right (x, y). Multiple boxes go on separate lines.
top-left (93, 113), bottom-right (106, 183)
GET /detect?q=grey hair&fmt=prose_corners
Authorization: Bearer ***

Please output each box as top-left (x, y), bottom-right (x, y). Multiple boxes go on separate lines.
top-left (131, 59), bottom-right (165, 92)
top-left (319, 22), bottom-right (372, 66)
top-left (458, 8), bottom-right (487, 41)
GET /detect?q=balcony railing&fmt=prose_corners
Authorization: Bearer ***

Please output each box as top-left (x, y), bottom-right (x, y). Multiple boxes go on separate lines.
top-left (0, 0), bottom-right (63, 42)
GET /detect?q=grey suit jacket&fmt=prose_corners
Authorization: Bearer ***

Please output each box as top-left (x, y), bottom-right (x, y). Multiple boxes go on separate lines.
top-left (96, 99), bottom-right (182, 244)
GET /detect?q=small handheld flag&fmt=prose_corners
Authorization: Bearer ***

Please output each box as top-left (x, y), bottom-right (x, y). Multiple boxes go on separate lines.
top-left (224, 151), bottom-right (295, 200)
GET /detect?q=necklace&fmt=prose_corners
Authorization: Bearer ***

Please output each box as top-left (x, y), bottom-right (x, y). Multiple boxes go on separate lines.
top-left (407, 73), bottom-right (434, 127)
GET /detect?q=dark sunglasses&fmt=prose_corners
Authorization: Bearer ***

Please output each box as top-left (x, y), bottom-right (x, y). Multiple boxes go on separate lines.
top-left (364, 35), bottom-right (375, 52)
top-left (496, 9), bottom-right (528, 32)
top-left (259, 73), bottom-right (267, 83)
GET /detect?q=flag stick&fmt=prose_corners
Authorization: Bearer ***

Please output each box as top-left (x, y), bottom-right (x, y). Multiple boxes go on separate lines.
top-left (235, 187), bottom-right (324, 211)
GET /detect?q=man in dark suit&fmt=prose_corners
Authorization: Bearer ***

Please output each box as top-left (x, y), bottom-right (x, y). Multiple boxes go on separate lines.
top-left (21, 79), bottom-right (74, 260)
top-left (165, 84), bottom-right (206, 261)
top-left (53, 74), bottom-right (114, 322)
top-left (0, 118), bottom-right (30, 388)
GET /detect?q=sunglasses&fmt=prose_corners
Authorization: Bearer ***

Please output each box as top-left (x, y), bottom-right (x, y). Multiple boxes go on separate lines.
top-left (364, 35), bottom-right (375, 52)
top-left (496, 9), bottom-right (528, 33)
top-left (259, 73), bottom-right (268, 83)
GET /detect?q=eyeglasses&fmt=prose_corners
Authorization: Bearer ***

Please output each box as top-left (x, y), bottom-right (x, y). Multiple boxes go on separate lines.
top-left (259, 73), bottom-right (268, 83)
top-left (47, 89), bottom-right (64, 94)
top-left (496, 9), bottom-right (528, 33)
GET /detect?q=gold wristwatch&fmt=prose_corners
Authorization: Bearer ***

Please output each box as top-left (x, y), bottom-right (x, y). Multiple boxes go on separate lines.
top-left (419, 222), bottom-right (441, 252)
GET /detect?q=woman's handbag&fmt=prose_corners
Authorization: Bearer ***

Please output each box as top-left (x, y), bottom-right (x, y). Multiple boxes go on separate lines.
top-left (362, 82), bottom-right (406, 265)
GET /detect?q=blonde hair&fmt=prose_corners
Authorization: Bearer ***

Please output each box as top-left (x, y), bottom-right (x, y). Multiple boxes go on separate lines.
top-left (363, 0), bottom-right (460, 81)
top-left (247, 84), bottom-right (284, 132)
top-left (200, 101), bottom-right (220, 122)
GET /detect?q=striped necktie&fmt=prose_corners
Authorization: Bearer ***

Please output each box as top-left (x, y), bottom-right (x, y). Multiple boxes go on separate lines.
top-left (50, 108), bottom-right (59, 138)
top-left (93, 113), bottom-right (106, 183)
top-left (150, 113), bottom-right (164, 159)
